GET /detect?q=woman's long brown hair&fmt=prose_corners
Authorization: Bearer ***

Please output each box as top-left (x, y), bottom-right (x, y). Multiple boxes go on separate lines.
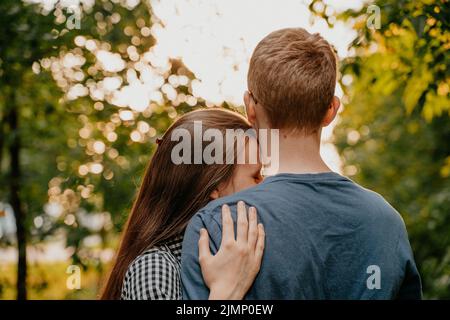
top-left (100, 108), bottom-right (251, 299)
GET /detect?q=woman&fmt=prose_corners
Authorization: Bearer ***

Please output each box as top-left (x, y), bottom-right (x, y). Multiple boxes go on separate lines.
top-left (101, 108), bottom-right (265, 300)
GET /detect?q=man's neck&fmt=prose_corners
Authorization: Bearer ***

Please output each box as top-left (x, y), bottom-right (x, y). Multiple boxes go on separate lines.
top-left (267, 130), bottom-right (331, 175)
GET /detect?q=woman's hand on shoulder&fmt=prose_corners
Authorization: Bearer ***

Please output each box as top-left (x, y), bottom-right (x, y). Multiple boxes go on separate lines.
top-left (198, 201), bottom-right (265, 300)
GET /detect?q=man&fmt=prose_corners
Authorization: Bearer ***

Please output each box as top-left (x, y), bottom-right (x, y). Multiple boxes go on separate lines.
top-left (181, 28), bottom-right (422, 299)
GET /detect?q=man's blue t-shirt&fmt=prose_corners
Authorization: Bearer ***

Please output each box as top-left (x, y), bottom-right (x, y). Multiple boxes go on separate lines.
top-left (181, 172), bottom-right (422, 299)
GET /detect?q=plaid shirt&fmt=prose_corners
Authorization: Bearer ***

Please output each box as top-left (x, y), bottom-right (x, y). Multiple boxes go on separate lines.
top-left (121, 235), bottom-right (183, 300)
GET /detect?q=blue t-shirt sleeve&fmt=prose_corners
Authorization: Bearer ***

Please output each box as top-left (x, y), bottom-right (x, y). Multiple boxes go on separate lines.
top-left (396, 221), bottom-right (422, 299)
top-left (180, 211), bottom-right (222, 300)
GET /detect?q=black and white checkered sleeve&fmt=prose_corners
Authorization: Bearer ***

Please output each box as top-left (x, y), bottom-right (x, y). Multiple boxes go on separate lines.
top-left (121, 251), bottom-right (181, 300)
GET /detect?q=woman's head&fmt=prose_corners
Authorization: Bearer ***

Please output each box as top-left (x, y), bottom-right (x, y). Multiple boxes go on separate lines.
top-left (101, 108), bottom-right (262, 299)
top-left (150, 108), bottom-right (262, 213)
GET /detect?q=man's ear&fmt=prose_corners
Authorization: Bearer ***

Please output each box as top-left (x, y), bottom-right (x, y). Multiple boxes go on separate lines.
top-left (210, 189), bottom-right (220, 200)
top-left (322, 96), bottom-right (340, 127)
top-left (244, 91), bottom-right (257, 127)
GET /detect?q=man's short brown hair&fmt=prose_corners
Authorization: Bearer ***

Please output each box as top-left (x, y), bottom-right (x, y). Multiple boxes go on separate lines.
top-left (248, 28), bottom-right (337, 132)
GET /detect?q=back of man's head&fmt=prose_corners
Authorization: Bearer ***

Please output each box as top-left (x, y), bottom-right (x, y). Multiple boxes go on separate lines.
top-left (248, 28), bottom-right (337, 133)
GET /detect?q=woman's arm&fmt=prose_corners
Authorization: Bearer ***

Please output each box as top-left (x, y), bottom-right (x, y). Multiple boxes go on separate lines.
top-left (198, 201), bottom-right (265, 300)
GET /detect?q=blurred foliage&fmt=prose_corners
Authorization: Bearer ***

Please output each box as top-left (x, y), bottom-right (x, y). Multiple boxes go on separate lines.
top-left (0, 0), bottom-right (74, 246)
top-left (1, 0), bottom-right (210, 298)
top-left (312, 0), bottom-right (450, 298)
top-left (28, 0), bottom-right (207, 270)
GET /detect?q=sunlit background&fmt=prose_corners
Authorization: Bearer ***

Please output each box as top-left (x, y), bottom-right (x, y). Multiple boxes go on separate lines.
top-left (1, 0), bottom-right (449, 299)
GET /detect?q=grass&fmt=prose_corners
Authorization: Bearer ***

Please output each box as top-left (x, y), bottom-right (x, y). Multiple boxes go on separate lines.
top-left (0, 262), bottom-right (105, 300)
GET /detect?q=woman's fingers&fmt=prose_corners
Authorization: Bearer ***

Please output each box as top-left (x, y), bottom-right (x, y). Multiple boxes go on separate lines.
top-left (236, 201), bottom-right (249, 243)
top-left (221, 204), bottom-right (234, 245)
top-left (254, 223), bottom-right (265, 263)
top-left (198, 228), bottom-right (212, 264)
top-left (247, 206), bottom-right (258, 249)
top-left (220, 202), bottom-right (259, 249)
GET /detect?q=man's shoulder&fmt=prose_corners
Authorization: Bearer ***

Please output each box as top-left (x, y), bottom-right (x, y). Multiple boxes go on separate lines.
top-left (351, 183), bottom-right (406, 229)
top-left (196, 184), bottom-right (266, 219)
top-left (185, 184), bottom-right (267, 235)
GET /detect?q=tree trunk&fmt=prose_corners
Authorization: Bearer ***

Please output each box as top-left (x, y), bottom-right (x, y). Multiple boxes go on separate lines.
top-left (0, 110), bottom-right (4, 171)
top-left (0, 110), bottom-right (5, 171)
top-left (7, 97), bottom-right (27, 300)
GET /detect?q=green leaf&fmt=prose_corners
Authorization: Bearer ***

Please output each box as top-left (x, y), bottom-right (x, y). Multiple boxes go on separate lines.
top-left (402, 65), bottom-right (433, 114)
